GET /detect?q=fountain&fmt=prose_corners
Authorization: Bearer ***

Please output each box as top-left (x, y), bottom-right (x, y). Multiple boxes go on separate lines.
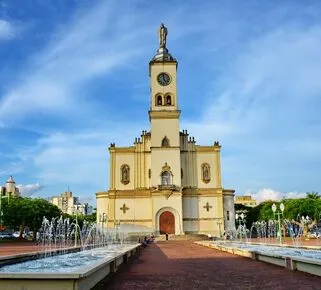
top-left (234, 213), bottom-right (248, 242)
top-left (198, 204), bottom-right (321, 277)
top-left (0, 216), bottom-right (141, 290)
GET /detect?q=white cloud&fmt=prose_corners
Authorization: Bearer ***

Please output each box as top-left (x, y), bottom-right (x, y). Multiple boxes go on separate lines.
top-left (2, 1), bottom-right (321, 201)
top-left (17, 183), bottom-right (44, 196)
top-left (248, 188), bottom-right (306, 203)
top-left (31, 122), bottom-right (143, 196)
top-left (0, 19), bottom-right (14, 40)
top-left (184, 25), bottom-right (321, 193)
top-left (0, 2), bottom-right (149, 124)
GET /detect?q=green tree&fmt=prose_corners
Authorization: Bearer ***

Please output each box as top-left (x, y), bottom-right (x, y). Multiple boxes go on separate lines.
top-left (66, 212), bottom-right (97, 228)
top-left (235, 203), bottom-right (251, 212)
top-left (306, 192), bottom-right (320, 199)
top-left (283, 198), bottom-right (321, 221)
top-left (258, 201), bottom-right (279, 221)
top-left (85, 212), bottom-right (97, 223)
top-left (2, 197), bottom-right (62, 239)
top-left (243, 201), bottom-right (276, 227)
top-left (235, 196), bottom-right (321, 232)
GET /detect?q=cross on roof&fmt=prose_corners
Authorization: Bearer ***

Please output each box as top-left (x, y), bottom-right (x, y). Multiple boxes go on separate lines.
top-left (120, 203), bottom-right (129, 214)
top-left (203, 202), bottom-right (212, 212)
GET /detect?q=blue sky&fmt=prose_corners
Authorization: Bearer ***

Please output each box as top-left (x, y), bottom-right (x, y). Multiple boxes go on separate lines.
top-left (1, 0), bottom-right (321, 204)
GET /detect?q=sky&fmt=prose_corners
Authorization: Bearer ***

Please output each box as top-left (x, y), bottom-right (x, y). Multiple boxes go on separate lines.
top-left (0, 0), bottom-right (321, 204)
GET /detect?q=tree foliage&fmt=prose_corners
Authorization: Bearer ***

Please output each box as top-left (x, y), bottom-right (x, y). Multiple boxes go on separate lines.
top-left (306, 192), bottom-right (320, 199)
top-left (236, 194), bottom-right (321, 227)
top-left (283, 198), bottom-right (321, 221)
top-left (2, 197), bottom-right (62, 238)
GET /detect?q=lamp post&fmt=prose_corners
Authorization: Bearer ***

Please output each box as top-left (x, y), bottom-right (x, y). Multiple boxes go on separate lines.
top-left (216, 219), bottom-right (223, 238)
top-left (99, 213), bottom-right (107, 229)
top-left (99, 213), bottom-right (107, 245)
top-left (102, 213), bottom-right (107, 228)
top-left (301, 215), bottom-right (311, 237)
top-left (235, 213), bottom-right (246, 240)
top-left (0, 194), bottom-right (4, 231)
top-left (235, 213), bottom-right (246, 227)
top-left (99, 214), bottom-right (102, 228)
top-left (272, 202), bottom-right (285, 245)
top-left (0, 191), bottom-right (8, 231)
top-left (114, 219), bottom-right (120, 242)
top-left (74, 204), bottom-right (79, 247)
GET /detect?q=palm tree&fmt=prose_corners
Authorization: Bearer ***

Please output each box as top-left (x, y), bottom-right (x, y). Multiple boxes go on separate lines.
top-left (306, 192), bottom-right (320, 199)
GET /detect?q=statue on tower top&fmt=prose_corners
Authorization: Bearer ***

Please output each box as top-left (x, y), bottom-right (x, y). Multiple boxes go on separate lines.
top-left (152, 23), bottom-right (174, 61)
top-left (158, 23), bottom-right (168, 48)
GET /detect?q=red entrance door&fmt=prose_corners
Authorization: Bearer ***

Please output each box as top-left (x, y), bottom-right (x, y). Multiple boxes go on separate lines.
top-left (159, 211), bottom-right (175, 234)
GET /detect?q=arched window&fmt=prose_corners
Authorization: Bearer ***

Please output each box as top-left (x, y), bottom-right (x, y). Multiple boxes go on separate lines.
top-left (166, 95), bottom-right (172, 105)
top-left (160, 162), bottom-right (173, 186)
top-left (161, 136), bottom-right (170, 147)
top-left (156, 95), bottom-right (162, 106)
top-left (121, 164), bottom-right (130, 185)
top-left (161, 171), bottom-right (172, 185)
top-left (201, 163), bottom-right (211, 184)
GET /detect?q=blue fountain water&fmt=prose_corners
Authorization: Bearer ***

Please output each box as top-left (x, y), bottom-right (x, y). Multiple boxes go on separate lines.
top-left (0, 245), bottom-right (123, 273)
top-left (214, 241), bottom-right (321, 261)
top-left (0, 215), bottom-right (132, 273)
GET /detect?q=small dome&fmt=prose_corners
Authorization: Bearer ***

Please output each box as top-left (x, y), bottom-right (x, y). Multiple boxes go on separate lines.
top-left (152, 47), bottom-right (175, 62)
top-left (6, 176), bottom-right (15, 184)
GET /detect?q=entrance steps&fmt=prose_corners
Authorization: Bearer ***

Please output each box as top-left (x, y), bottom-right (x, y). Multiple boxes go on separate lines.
top-left (156, 234), bottom-right (209, 242)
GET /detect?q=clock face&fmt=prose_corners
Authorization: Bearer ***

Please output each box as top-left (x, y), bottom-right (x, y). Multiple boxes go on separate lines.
top-left (157, 73), bottom-right (171, 86)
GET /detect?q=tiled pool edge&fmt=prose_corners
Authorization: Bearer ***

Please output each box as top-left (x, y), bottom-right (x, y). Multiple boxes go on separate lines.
top-left (195, 241), bottom-right (321, 277)
top-left (0, 244), bottom-right (141, 290)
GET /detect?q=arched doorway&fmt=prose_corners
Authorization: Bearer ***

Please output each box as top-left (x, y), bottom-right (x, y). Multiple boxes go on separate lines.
top-left (159, 211), bottom-right (175, 234)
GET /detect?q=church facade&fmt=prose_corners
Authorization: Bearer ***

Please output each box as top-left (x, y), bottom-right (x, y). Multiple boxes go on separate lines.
top-left (96, 24), bottom-right (235, 236)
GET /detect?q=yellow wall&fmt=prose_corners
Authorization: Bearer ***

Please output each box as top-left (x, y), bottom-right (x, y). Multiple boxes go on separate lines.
top-left (196, 151), bottom-right (219, 188)
top-left (96, 192), bottom-right (109, 225)
top-left (95, 39), bottom-right (234, 235)
top-left (180, 134), bottom-right (198, 187)
top-left (150, 62), bottom-right (178, 111)
top-left (115, 153), bottom-right (135, 190)
top-left (151, 148), bottom-right (181, 187)
top-left (114, 198), bottom-right (152, 221)
top-left (151, 118), bottom-right (180, 147)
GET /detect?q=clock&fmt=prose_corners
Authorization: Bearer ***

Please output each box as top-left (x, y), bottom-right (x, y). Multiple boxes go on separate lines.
top-left (157, 72), bottom-right (171, 86)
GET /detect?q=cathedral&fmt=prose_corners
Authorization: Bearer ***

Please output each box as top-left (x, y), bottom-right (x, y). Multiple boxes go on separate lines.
top-left (96, 24), bottom-right (235, 236)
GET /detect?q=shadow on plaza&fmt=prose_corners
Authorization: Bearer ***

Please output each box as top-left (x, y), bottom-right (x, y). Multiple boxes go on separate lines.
top-left (93, 241), bottom-right (321, 290)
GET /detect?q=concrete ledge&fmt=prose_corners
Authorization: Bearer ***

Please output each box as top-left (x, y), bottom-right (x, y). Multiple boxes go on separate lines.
top-left (196, 241), bottom-right (321, 277)
top-left (0, 246), bottom-right (83, 266)
top-left (0, 244), bottom-right (141, 290)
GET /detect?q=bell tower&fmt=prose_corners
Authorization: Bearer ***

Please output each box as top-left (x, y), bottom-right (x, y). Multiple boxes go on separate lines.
top-left (149, 23), bottom-right (181, 189)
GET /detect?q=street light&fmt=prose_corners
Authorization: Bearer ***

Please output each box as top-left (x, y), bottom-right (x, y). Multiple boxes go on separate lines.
top-left (235, 213), bottom-right (246, 226)
top-left (74, 204), bottom-right (79, 247)
top-left (0, 195), bottom-right (3, 230)
top-left (0, 193), bottom-right (8, 231)
top-left (301, 215), bottom-right (311, 236)
top-left (272, 202), bottom-right (285, 244)
top-left (114, 219), bottom-right (120, 242)
top-left (216, 219), bottom-right (223, 238)
top-left (99, 213), bottom-right (107, 228)
top-left (235, 213), bottom-right (247, 241)
top-left (99, 213), bottom-right (107, 246)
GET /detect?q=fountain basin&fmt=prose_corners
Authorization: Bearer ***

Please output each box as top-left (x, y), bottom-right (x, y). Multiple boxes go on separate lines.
top-left (195, 241), bottom-right (321, 277)
top-left (0, 244), bottom-right (140, 290)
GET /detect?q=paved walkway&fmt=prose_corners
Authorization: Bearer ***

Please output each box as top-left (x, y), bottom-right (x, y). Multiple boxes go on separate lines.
top-left (0, 242), bottom-right (41, 257)
top-left (100, 240), bottom-right (321, 290)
